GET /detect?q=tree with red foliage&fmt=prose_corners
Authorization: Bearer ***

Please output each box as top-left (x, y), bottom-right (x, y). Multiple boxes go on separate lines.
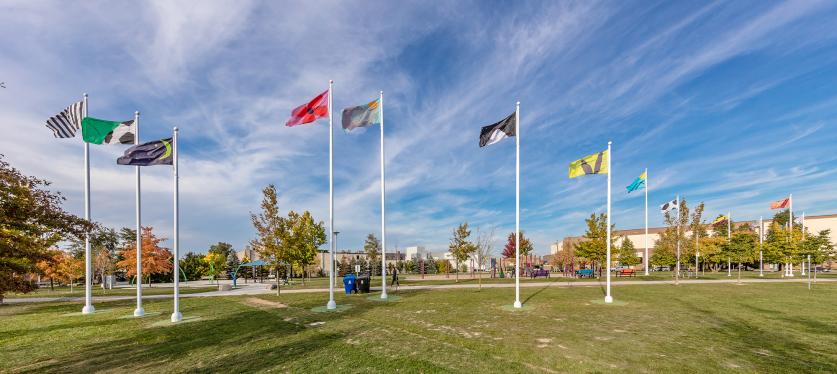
top-left (502, 231), bottom-right (533, 258)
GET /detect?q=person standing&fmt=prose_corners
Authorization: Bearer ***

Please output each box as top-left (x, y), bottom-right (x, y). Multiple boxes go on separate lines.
top-left (391, 268), bottom-right (400, 287)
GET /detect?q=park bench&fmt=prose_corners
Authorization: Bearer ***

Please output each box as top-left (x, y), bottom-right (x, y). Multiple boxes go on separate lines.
top-left (576, 269), bottom-right (594, 278)
top-left (617, 269), bottom-right (636, 277)
top-left (531, 269), bottom-right (550, 278)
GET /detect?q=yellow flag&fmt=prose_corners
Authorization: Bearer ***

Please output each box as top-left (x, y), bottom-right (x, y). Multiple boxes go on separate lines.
top-left (569, 150), bottom-right (609, 178)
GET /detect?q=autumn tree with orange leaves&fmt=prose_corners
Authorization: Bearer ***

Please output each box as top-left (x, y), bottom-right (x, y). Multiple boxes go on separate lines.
top-left (116, 227), bottom-right (173, 287)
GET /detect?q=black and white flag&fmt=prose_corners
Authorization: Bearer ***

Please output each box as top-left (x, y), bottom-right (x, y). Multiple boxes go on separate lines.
top-left (45, 100), bottom-right (85, 138)
top-left (479, 112), bottom-right (516, 147)
top-left (660, 198), bottom-right (678, 213)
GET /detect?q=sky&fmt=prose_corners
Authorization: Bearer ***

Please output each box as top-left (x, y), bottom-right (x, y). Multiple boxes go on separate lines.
top-left (2, 0), bottom-right (837, 256)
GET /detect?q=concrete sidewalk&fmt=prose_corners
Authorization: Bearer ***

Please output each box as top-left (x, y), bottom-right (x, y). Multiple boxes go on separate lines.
top-left (3, 277), bottom-right (832, 305)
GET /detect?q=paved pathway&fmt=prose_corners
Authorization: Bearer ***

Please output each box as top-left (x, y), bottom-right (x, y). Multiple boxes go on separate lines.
top-left (4, 277), bottom-right (832, 305)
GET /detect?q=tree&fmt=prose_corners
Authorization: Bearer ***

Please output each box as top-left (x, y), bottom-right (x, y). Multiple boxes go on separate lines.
top-left (180, 252), bottom-right (207, 281)
top-left (474, 226), bottom-right (496, 289)
top-left (727, 230), bottom-right (757, 283)
top-left (449, 222), bottom-right (477, 283)
top-left (652, 199), bottom-right (690, 282)
top-left (0, 156), bottom-right (92, 302)
top-left (119, 227), bottom-right (137, 245)
top-left (502, 231), bottom-right (533, 259)
top-left (617, 237), bottom-right (640, 266)
top-left (801, 230), bottom-right (834, 265)
top-left (56, 252), bottom-right (84, 293)
top-left (226, 253), bottom-right (241, 277)
top-left (208, 242), bottom-right (234, 273)
top-left (575, 213), bottom-right (616, 276)
top-left (251, 184), bottom-right (290, 295)
top-left (204, 252), bottom-right (225, 282)
top-left (94, 247), bottom-right (115, 287)
top-left (426, 253), bottom-right (437, 274)
top-left (115, 227), bottom-right (173, 287)
top-left (687, 202), bottom-right (707, 270)
top-left (36, 249), bottom-right (63, 291)
top-left (285, 210), bottom-right (326, 284)
top-left (363, 233), bottom-right (381, 271)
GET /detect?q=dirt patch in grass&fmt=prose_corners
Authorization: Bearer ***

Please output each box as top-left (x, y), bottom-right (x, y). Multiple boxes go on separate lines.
top-left (242, 297), bottom-right (287, 309)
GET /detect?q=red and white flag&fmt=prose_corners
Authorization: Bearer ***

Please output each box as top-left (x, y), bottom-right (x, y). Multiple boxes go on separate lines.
top-left (770, 197), bottom-right (790, 209)
top-left (285, 89), bottom-right (329, 127)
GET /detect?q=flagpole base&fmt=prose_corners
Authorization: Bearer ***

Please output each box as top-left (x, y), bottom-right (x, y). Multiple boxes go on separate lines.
top-left (604, 295), bottom-right (613, 304)
top-left (170, 312), bottom-right (182, 323)
top-left (513, 300), bottom-right (522, 309)
top-left (380, 292), bottom-right (388, 300)
top-left (327, 300), bottom-right (337, 310)
top-left (133, 307), bottom-right (145, 317)
top-left (82, 305), bottom-right (95, 315)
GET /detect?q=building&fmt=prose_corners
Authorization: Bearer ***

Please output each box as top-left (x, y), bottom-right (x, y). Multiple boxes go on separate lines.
top-left (552, 213), bottom-right (837, 269)
top-left (403, 246), bottom-right (429, 260)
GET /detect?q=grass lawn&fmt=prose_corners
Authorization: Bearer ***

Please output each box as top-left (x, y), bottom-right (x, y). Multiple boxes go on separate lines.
top-left (249, 270), bottom-right (837, 290)
top-left (6, 285), bottom-right (217, 299)
top-left (2, 282), bottom-right (835, 373)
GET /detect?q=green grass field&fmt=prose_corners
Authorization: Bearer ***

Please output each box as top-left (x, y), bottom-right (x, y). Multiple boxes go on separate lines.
top-left (6, 285), bottom-right (216, 299)
top-left (2, 282), bottom-right (835, 373)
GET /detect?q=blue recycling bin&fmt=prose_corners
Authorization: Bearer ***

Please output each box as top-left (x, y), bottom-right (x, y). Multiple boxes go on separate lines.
top-left (343, 273), bottom-right (357, 295)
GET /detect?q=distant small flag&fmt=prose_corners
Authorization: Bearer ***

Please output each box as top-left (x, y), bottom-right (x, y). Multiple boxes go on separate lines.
top-left (342, 98), bottom-right (381, 131)
top-left (45, 100), bottom-right (85, 138)
top-left (286, 89), bottom-right (329, 127)
top-left (81, 117), bottom-right (136, 144)
top-left (479, 112), bottom-right (516, 147)
top-left (712, 215), bottom-right (729, 226)
top-left (770, 197), bottom-right (790, 209)
top-left (117, 138), bottom-right (173, 166)
top-left (569, 150), bottom-right (608, 178)
top-left (626, 171), bottom-right (647, 193)
top-left (660, 198), bottom-right (678, 213)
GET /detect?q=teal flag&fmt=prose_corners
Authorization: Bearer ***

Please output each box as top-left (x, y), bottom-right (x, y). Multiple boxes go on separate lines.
top-left (626, 171), bottom-right (646, 193)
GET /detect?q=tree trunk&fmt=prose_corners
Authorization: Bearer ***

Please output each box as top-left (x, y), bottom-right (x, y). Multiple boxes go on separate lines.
top-left (276, 266), bottom-right (281, 296)
top-left (478, 265), bottom-right (482, 290)
top-left (737, 263), bottom-right (742, 284)
top-left (455, 261), bottom-right (459, 283)
top-left (50, 278), bottom-right (54, 291)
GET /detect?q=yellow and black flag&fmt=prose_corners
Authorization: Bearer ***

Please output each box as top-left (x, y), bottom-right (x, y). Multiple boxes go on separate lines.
top-left (117, 138), bottom-right (173, 166)
top-left (569, 150), bottom-right (609, 178)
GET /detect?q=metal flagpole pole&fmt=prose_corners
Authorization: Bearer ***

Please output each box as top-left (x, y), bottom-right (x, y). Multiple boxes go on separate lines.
top-left (759, 216), bottom-right (764, 277)
top-left (327, 80), bottom-right (337, 310)
top-left (675, 195), bottom-right (680, 285)
top-left (171, 127), bottom-right (182, 322)
top-left (801, 212), bottom-right (806, 275)
top-left (644, 168), bottom-right (649, 276)
top-left (380, 91), bottom-right (387, 300)
top-left (82, 93), bottom-right (95, 315)
top-left (789, 194), bottom-right (793, 277)
top-left (513, 101), bottom-right (522, 309)
top-left (727, 210), bottom-right (731, 277)
top-left (605, 141), bottom-right (613, 303)
top-left (133, 111), bottom-right (144, 317)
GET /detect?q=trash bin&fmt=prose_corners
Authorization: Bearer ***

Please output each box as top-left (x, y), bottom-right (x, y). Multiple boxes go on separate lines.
top-left (357, 274), bottom-right (371, 293)
top-left (343, 273), bottom-right (357, 295)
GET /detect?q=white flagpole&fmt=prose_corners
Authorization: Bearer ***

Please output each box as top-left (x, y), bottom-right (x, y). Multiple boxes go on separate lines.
top-left (133, 111), bottom-right (144, 317)
top-left (759, 216), bottom-right (764, 277)
top-left (513, 101), bottom-right (522, 309)
top-left (380, 91), bottom-right (387, 300)
top-left (327, 80), bottom-right (337, 310)
top-left (171, 127), bottom-right (182, 322)
top-left (82, 93), bottom-right (95, 315)
top-left (727, 211), bottom-right (732, 277)
top-left (675, 194), bottom-right (680, 285)
top-left (789, 194), bottom-right (793, 277)
top-left (644, 168), bottom-right (649, 276)
top-left (605, 141), bottom-right (613, 303)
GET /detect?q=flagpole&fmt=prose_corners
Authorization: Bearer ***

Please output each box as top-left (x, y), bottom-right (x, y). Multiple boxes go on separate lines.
top-left (801, 212), bottom-right (806, 275)
top-left (513, 101), bottom-right (521, 309)
top-left (82, 93), bottom-right (95, 315)
top-left (380, 90), bottom-right (387, 300)
top-left (789, 194), bottom-right (793, 276)
top-left (605, 141), bottom-right (613, 303)
top-left (327, 80), bottom-right (337, 310)
top-left (675, 195), bottom-right (680, 286)
top-left (171, 127), bottom-right (182, 322)
top-left (133, 111), bottom-right (144, 317)
top-left (644, 168), bottom-right (649, 276)
top-left (759, 216), bottom-right (764, 277)
top-left (727, 210), bottom-right (731, 277)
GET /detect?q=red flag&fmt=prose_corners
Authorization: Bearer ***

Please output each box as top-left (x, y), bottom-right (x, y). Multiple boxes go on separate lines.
top-left (770, 197), bottom-right (790, 209)
top-left (285, 89), bottom-right (329, 127)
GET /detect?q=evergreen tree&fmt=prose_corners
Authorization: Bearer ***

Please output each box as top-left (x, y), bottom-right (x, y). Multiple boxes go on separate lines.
top-left (363, 234), bottom-right (381, 268)
top-left (426, 254), bottom-right (437, 274)
top-left (226, 253), bottom-right (241, 278)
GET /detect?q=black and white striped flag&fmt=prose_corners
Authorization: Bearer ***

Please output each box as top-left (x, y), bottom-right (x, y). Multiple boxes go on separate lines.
top-left (45, 100), bottom-right (85, 138)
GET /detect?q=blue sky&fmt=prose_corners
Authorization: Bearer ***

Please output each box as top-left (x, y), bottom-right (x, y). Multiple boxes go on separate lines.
top-left (2, 1), bottom-right (837, 255)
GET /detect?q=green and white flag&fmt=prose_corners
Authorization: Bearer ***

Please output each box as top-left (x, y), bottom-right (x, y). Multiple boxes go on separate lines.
top-left (81, 117), bottom-right (136, 144)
